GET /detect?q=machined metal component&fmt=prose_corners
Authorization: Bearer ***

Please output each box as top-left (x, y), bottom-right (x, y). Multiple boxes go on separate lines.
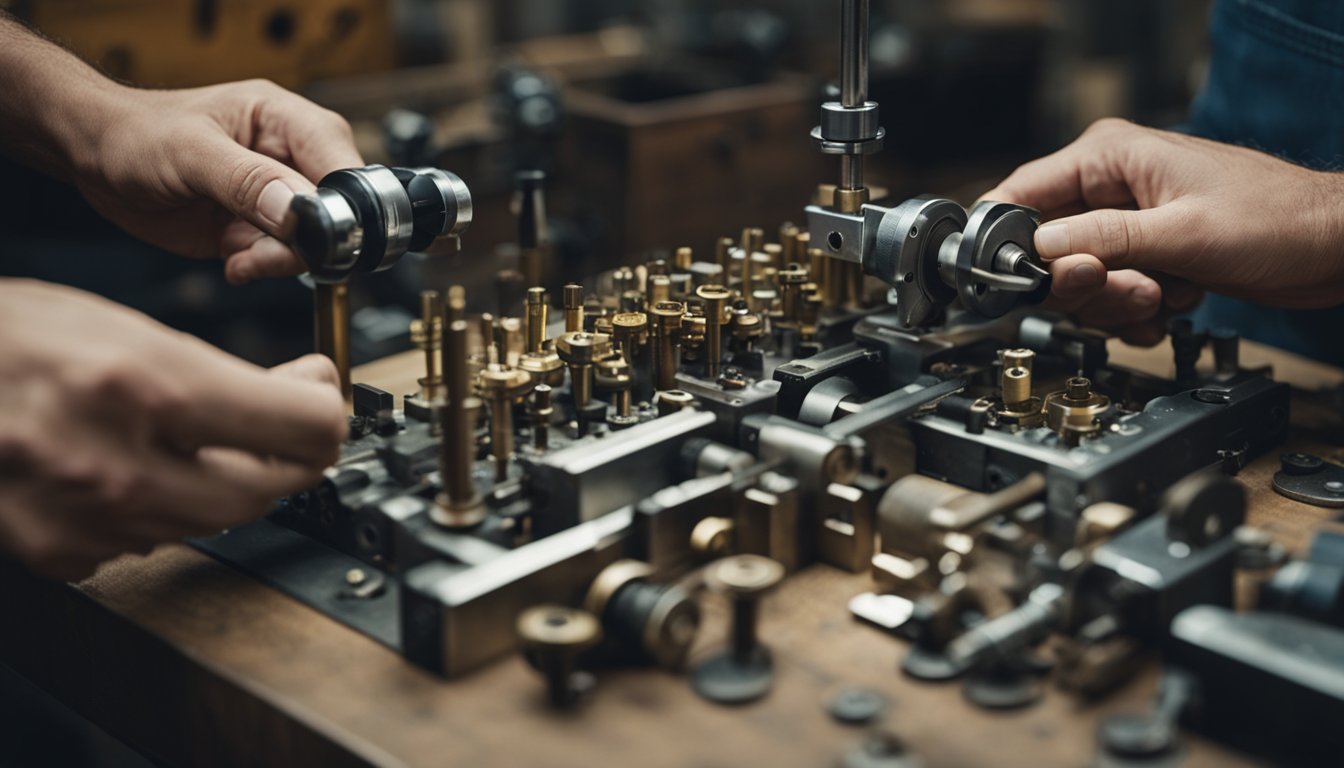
top-left (690, 517), bottom-right (736, 559)
top-left (998, 348), bottom-right (1043, 427)
top-left (1273, 452), bottom-right (1344, 508)
top-left (649, 301), bottom-right (687, 391)
top-left (594, 354), bottom-right (637, 429)
top-left (563, 283), bottom-right (584, 333)
top-left (525, 287), bottom-right (549, 354)
top-left (530, 384), bottom-right (553, 451)
top-left (288, 164), bottom-right (470, 283)
top-left (813, 0), bottom-right (883, 210)
top-left (584, 560), bottom-right (701, 669)
top-left (556, 331), bottom-right (611, 409)
top-left (1043, 376), bottom-right (1111, 441)
top-left (433, 317), bottom-right (485, 528)
top-left (692, 555), bottom-right (785, 704)
top-left (696, 284), bottom-right (731, 380)
top-left (411, 290), bottom-right (444, 401)
top-left (517, 604), bottom-right (602, 708)
top-left (314, 282), bottom-right (351, 397)
top-left (478, 364), bottom-right (534, 482)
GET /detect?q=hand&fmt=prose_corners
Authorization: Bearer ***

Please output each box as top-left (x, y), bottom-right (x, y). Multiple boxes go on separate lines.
top-left (71, 79), bottom-right (364, 284)
top-left (0, 279), bottom-right (348, 581)
top-left (984, 118), bottom-right (1344, 343)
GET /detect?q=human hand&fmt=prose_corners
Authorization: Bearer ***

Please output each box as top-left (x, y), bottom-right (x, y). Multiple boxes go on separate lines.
top-left (983, 118), bottom-right (1344, 343)
top-left (69, 79), bottom-right (363, 284)
top-left (0, 279), bottom-right (348, 580)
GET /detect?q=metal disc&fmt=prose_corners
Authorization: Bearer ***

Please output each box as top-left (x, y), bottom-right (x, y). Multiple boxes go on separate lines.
top-left (691, 647), bottom-right (774, 704)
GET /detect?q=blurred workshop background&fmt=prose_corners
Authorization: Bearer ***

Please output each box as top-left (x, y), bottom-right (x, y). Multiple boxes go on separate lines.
top-left (0, 0), bottom-right (1209, 371)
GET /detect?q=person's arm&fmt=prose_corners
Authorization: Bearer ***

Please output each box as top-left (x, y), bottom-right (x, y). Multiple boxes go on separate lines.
top-left (0, 12), bottom-right (363, 283)
top-left (983, 118), bottom-right (1344, 342)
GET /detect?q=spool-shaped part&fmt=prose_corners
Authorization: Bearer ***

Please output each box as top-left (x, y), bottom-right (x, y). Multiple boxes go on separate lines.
top-left (869, 197), bottom-right (967, 328)
top-left (405, 168), bottom-right (472, 250)
top-left (323, 165), bottom-right (414, 275)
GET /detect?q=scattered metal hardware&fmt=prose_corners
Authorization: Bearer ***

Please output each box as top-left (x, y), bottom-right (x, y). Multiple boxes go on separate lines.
top-left (1273, 452), bottom-right (1344, 508)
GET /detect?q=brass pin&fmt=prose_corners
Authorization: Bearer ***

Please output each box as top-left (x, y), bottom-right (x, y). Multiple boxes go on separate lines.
top-left (696, 284), bottom-right (731, 380)
top-left (433, 314), bottom-right (485, 528)
top-left (526, 287), bottom-right (549, 354)
top-left (315, 282), bottom-right (351, 398)
top-left (563, 283), bottom-right (584, 333)
top-left (649, 301), bottom-right (687, 391)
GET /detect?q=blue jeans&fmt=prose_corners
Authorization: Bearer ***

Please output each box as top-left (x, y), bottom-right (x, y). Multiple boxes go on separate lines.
top-left (1185, 0), bottom-right (1344, 365)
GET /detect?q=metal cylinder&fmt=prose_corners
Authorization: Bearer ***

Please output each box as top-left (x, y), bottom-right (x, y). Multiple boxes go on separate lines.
top-left (563, 283), bottom-right (584, 333)
top-left (490, 396), bottom-right (512, 481)
top-left (650, 302), bottom-right (685, 391)
top-left (840, 0), bottom-right (868, 108)
top-left (731, 599), bottom-right (759, 663)
top-left (526, 287), bottom-right (548, 353)
top-left (440, 319), bottom-right (478, 511)
top-left (531, 384), bottom-right (552, 451)
top-left (315, 282), bottom-right (351, 397)
top-left (696, 285), bottom-right (730, 380)
top-left (571, 365), bottom-right (592, 407)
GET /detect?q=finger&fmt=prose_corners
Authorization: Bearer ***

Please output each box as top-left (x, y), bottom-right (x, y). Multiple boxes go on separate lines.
top-left (1068, 270), bottom-right (1163, 329)
top-left (983, 119), bottom-right (1141, 219)
top-left (223, 235), bottom-right (306, 285)
top-left (152, 350), bottom-right (347, 467)
top-left (1045, 254), bottom-right (1107, 303)
top-left (178, 131), bottom-right (316, 241)
top-left (270, 354), bottom-right (341, 388)
top-left (1115, 320), bottom-right (1169, 348)
top-left (262, 96), bottom-right (365, 181)
top-left (1032, 205), bottom-right (1182, 270)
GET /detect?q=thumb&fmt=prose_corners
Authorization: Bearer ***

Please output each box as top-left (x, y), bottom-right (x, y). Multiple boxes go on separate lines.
top-left (182, 133), bottom-right (315, 238)
top-left (1033, 206), bottom-right (1177, 271)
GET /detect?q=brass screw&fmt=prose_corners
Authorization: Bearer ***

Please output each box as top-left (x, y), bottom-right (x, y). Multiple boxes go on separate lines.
top-left (563, 283), bottom-right (584, 333)
top-left (433, 316), bottom-right (485, 528)
top-left (696, 284), bottom-right (731, 380)
top-left (556, 331), bottom-right (611, 408)
top-left (477, 364), bottom-right (534, 482)
top-left (674, 246), bottom-right (693, 271)
top-left (517, 605), bottom-right (602, 708)
top-left (649, 301), bottom-right (686, 391)
top-left (411, 289), bottom-right (444, 401)
top-left (526, 287), bottom-right (549, 354)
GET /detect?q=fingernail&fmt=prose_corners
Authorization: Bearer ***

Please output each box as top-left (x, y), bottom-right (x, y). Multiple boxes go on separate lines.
top-left (1070, 264), bottom-right (1100, 288)
top-left (1036, 223), bottom-right (1070, 257)
top-left (257, 179), bottom-right (295, 231)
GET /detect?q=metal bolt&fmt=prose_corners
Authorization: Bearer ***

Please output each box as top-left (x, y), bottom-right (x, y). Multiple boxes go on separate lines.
top-left (649, 301), bottom-right (686, 391)
top-left (563, 283), bottom-right (584, 333)
top-left (525, 287), bottom-right (548, 354)
top-left (478, 364), bottom-right (533, 482)
top-left (517, 605), bottom-right (602, 708)
top-left (696, 284), bottom-right (731, 379)
top-left (433, 314), bottom-right (485, 528)
top-left (556, 331), bottom-right (611, 409)
top-left (710, 555), bottom-right (785, 664)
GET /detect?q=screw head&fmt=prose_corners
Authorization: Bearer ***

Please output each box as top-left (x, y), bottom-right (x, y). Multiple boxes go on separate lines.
top-left (517, 605), bottom-right (602, 653)
top-left (707, 554), bottom-right (785, 597)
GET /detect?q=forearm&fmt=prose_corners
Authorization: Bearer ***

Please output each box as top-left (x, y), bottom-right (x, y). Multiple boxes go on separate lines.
top-left (0, 13), bottom-right (132, 182)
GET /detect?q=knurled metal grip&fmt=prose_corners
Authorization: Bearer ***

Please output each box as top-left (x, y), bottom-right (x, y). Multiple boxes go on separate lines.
top-left (287, 164), bottom-right (472, 284)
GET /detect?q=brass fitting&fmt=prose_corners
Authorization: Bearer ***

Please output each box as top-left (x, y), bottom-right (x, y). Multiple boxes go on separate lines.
top-left (674, 247), bottom-right (693, 271)
top-left (556, 331), bottom-right (612, 408)
top-left (777, 266), bottom-right (808, 326)
top-left (315, 282), bottom-right (351, 398)
top-left (433, 316), bottom-right (486, 528)
top-left (1044, 376), bottom-right (1111, 442)
top-left (649, 301), bottom-right (686, 391)
top-left (594, 354), bottom-right (637, 428)
top-left (563, 283), bottom-right (584, 333)
top-left (1001, 348), bottom-right (1034, 409)
top-left (497, 317), bottom-right (524, 369)
top-left (411, 289), bottom-right (444, 401)
top-left (611, 311), bottom-right (648, 366)
top-left (478, 363), bottom-right (534, 482)
top-left (696, 284), bottom-right (731, 380)
top-left (525, 287), bottom-right (549, 354)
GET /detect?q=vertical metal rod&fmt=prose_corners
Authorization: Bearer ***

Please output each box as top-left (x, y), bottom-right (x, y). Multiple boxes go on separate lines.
top-left (315, 282), bottom-right (351, 398)
top-left (526, 287), bottom-right (548, 354)
top-left (840, 0), bottom-right (868, 108)
top-left (731, 600), bottom-right (759, 663)
top-left (440, 318), bottom-right (477, 507)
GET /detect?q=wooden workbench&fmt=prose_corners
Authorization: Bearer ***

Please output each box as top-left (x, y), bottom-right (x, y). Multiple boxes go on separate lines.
top-left (2, 340), bottom-right (1340, 768)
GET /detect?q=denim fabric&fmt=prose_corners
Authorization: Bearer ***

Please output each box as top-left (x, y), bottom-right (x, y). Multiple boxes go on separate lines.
top-left (1185, 0), bottom-right (1344, 365)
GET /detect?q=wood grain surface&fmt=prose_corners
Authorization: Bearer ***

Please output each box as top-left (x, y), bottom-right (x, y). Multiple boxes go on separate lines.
top-left (2, 338), bottom-right (1340, 768)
